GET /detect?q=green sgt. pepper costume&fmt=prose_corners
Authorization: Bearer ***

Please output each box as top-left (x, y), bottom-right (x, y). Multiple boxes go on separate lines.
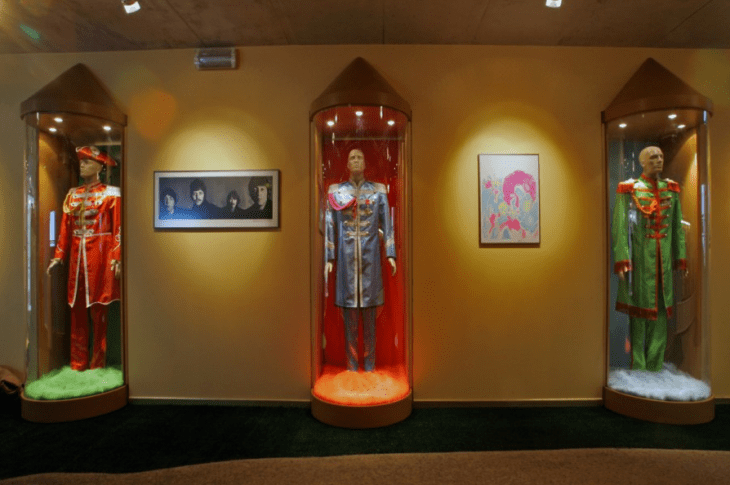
top-left (612, 174), bottom-right (687, 371)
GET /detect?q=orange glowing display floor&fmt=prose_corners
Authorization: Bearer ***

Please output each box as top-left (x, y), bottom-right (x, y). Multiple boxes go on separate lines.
top-left (312, 365), bottom-right (410, 406)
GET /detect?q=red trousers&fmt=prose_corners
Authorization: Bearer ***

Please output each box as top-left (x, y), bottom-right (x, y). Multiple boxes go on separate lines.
top-left (70, 276), bottom-right (108, 371)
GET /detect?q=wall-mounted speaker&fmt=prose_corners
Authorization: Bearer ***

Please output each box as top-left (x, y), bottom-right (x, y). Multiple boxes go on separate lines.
top-left (194, 48), bottom-right (238, 70)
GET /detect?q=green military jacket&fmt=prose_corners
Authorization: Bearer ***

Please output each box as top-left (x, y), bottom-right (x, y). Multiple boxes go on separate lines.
top-left (611, 174), bottom-right (687, 320)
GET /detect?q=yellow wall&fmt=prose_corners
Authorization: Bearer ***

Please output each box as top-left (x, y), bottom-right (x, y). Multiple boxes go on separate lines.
top-left (1, 46), bottom-right (728, 402)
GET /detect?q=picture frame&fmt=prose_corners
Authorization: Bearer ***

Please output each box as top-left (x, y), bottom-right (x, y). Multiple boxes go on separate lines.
top-left (154, 170), bottom-right (279, 229)
top-left (478, 154), bottom-right (540, 244)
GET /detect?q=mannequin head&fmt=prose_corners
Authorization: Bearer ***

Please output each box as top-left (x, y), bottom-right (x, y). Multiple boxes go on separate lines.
top-left (347, 149), bottom-right (366, 181)
top-left (639, 146), bottom-right (664, 179)
top-left (76, 146), bottom-right (114, 184)
top-left (79, 158), bottom-right (103, 181)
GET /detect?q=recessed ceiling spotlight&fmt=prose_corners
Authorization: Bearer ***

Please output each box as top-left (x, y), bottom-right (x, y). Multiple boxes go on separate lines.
top-left (545, 0), bottom-right (562, 8)
top-left (48, 127), bottom-right (57, 133)
top-left (326, 120), bottom-right (335, 127)
top-left (103, 125), bottom-right (112, 132)
top-left (619, 123), bottom-right (627, 129)
top-left (53, 117), bottom-right (63, 123)
top-left (355, 110), bottom-right (363, 117)
top-left (677, 124), bottom-right (686, 129)
top-left (668, 114), bottom-right (678, 120)
top-left (387, 120), bottom-right (395, 126)
top-left (121, 0), bottom-right (141, 14)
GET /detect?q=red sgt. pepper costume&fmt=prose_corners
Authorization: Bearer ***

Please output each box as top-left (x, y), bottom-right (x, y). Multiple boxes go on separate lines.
top-left (612, 166), bottom-right (687, 372)
top-left (52, 146), bottom-right (121, 371)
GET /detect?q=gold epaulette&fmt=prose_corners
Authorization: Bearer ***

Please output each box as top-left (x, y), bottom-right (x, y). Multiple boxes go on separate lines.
top-left (616, 179), bottom-right (635, 194)
top-left (666, 179), bottom-right (681, 193)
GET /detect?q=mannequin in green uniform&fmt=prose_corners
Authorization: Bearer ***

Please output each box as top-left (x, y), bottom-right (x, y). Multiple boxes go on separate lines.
top-left (612, 146), bottom-right (687, 371)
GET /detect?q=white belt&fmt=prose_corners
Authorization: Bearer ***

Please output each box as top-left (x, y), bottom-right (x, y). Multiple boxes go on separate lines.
top-left (73, 230), bottom-right (111, 237)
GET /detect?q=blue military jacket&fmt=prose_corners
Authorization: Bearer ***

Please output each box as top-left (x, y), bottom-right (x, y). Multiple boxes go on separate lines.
top-left (326, 179), bottom-right (396, 308)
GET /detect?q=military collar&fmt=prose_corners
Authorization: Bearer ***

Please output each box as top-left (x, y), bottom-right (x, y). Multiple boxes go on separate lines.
top-left (639, 173), bottom-right (661, 188)
top-left (348, 176), bottom-right (367, 188)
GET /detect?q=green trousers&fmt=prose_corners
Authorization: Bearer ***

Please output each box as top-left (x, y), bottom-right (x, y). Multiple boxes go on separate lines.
top-left (630, 308), bottom-right (667, 372)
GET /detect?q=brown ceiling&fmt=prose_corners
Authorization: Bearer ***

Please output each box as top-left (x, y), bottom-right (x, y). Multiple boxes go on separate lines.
top-left (1, 0), bottom-right (728, 54)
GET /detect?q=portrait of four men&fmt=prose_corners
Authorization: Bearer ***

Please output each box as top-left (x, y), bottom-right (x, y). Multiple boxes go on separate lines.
top-left (158, 175), bottom-right (274, 221)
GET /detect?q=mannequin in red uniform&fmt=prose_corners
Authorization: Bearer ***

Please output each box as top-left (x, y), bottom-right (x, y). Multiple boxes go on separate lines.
top-left (47, 146), bottom-right (121, 371)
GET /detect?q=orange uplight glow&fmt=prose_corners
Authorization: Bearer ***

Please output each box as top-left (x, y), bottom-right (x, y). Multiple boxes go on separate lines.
top-left (313, 365), bottom-right (410, 405)
top-left (129, 88), bottom-right (178, 141)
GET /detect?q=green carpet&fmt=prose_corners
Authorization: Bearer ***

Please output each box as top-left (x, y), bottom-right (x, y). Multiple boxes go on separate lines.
top-left (1, 403), bottom-right (728, 480)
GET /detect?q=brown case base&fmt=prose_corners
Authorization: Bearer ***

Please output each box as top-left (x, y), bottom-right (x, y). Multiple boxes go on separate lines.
top-left (603, 386), bottom-right (714, 424)
top-left (311, 390), bottom-right (412, 428)
top-left (21, 384), bottom-right (128, 423)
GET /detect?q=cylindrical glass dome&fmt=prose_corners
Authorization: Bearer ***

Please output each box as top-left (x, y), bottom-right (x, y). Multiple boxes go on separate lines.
top-left (310, 59), bottom-right (412, 428)
top-left (603, 59), bottom-right (713, 424)
top-left (21, 64), bottom-right (127, 422)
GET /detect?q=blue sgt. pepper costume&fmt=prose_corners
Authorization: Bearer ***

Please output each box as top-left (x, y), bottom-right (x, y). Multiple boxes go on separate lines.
top-left (325, 179), bottom-right (396, 371)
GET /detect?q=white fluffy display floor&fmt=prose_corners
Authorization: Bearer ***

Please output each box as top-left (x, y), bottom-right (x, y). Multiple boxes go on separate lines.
top-left (608, 363), bottom-right (711, 401)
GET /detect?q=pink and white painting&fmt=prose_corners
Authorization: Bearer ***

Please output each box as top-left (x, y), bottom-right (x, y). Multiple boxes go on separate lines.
top-left (479, 154), bottom-right (540, 244)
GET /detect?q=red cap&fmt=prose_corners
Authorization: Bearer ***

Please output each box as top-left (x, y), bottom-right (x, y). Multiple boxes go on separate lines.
top-left (76, 146), bottom-right (117, 167)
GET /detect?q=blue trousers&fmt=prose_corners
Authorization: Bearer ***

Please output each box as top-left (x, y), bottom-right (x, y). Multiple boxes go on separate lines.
top-left (343, 307), bottom-right (376, 372)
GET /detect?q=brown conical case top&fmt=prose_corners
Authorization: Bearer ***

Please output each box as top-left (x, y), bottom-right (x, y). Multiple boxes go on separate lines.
top-left (20, 63), bottom-right (127, 125)
top-left (603, 58), bottom-right (712, 123)
top-left (310, 57), bottom-right (411, 119)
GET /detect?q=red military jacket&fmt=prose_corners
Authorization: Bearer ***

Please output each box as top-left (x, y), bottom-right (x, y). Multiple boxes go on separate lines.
top-left (54, 182), bottom-right (121, 307)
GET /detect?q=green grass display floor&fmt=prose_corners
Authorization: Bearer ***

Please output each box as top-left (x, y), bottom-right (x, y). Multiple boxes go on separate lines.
top-left (24, 366), bottom-right (123, 400)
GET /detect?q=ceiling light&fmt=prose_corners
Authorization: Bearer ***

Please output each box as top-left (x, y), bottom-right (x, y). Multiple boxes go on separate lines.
top-left (48, 127), bottom-right (57, 133)
top-left (355, 110), bottom-right (363, 117)
top-left (668, 114), bottom-right (678, 119)
top-left (326, 120), bottom-right (335, 127)
top-left (121, 0), bottom-right (141, 14)
top-left (677, 124), bottom-right (686, 129)
top-left (103, 125), bottom-right (112, 132)
top-left (545, 0), bottom-right (562, 8)
top-left (387, 120), bottom-right (395, 126)
top-left (53, 117), bottom-right (63, 123)
top-left (619, 123), bottom-right (627, 129)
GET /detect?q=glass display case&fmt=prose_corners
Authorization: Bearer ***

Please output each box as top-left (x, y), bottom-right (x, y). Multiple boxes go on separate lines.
top-left (310, 58), bottom-right (412, 428)
top-left (21, 64), bottom-right (127, 422)
top-left (603, 58), bottom-right (714, 424)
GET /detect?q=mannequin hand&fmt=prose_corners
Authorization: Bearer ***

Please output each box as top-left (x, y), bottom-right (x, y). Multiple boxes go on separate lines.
top-left (617, 269), bottom-right (629, 281)
top-left (388, 258), bottom-right (396, 276)
top-left (325, 262), bottom-right (333, 275)
top-left (111, 260), bottom-right (121, 279)
top-left (46, 259), bottom-right (61, 276)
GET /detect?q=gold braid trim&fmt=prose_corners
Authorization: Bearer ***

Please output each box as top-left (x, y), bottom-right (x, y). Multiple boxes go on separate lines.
top-left (631, 192), bottom-right (658, 216)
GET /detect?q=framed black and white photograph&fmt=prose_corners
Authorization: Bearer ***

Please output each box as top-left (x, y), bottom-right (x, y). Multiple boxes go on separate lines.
top-left (154, 170), bottom-right (279, 229)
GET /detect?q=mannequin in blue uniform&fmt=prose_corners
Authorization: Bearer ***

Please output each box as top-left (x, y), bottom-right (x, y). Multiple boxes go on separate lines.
top-left (325, 148), bottom-right (396, 372)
